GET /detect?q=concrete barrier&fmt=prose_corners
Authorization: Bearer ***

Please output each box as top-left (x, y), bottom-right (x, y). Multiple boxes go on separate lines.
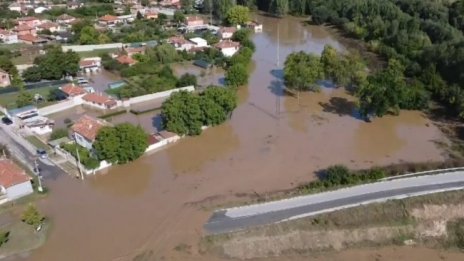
top-left (38, 99), bottom-right (82, 116)
top-left (123, 86), bottom-right (195, 107)
top-left (62, 43), bottom-right (123, 52)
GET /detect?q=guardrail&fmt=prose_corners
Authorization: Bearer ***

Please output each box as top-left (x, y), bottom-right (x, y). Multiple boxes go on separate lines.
top-left (382, 167), bottom-right (464, 181)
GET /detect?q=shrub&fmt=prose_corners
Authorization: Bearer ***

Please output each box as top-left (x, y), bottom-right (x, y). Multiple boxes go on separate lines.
top-left (50, 128), bottom-right (68, 140)
top-left (0, 231), bottom-right (9, 247)
top-left (22, 204), bottom-right (44, 227)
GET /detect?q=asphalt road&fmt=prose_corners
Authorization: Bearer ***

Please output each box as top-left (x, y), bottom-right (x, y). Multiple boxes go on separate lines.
top-left (204, 172), bottom-right (464, 234)
top-left (0, 126), bottom-right (62, 181)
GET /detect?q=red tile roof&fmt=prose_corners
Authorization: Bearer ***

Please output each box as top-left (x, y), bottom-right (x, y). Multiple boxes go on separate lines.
top-left (17, 16), bottom-right (39, 22)
top-left (168, 36), bottom-right (188, 45)
top-left (116, 55), bottom-right (136, 65)
top-left (18, 34), bottom-right (40, 43)
top-left (186, 16), bottom-right (203, 22)
top-left (61, 84), bottom-right (86, 97)
top-left (99, 15), bottom-right (119, 22)
top-left (215, 40), bottom-right (240, 49)
top-left (148, 134), bottom-right (161, 145)
top-left (71, 115), bottom-right (105, 141)
top-left (82, 93), bottom-right (117, 107)
top-left (14, 24), bottom-right (33, 32)
top-left (57, 14), bottom-right (75, 21)
top-left (79, 59), bottom-right (99, 67)
top-left (219, 27), bottom-right (237, 34)
top-left (0, 159), bottom-right (31, 188)
top-left (0, 29), bottom-right (15, 36)
top-left (38, 22), bottom-right (58, 30)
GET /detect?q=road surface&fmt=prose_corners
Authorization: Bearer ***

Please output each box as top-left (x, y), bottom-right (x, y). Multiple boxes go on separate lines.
top-left (204, 171), bottom-right (464, 234)
top-left (0, 125), bottom-right (62, 181)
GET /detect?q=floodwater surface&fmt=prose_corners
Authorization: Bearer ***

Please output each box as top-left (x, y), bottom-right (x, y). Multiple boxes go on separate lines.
top-left (25, 15), bottom-right (453, 261)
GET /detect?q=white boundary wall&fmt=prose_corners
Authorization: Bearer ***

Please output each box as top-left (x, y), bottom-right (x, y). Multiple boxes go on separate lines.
top-left (123, 86), bottom-right (194, 107)
top-left (38, 96), bottom-right (84, 116)
top-left (62, 43), bottom-right (123, 52)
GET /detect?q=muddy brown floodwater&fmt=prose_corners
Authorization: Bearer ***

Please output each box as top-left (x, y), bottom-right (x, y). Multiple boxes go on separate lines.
top-left (24, 15), bottom-right (458, 261)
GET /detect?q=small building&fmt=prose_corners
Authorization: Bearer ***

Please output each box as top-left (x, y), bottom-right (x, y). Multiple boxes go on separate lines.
top-left (82, 93), bottom-right (118, 110)
top-left (99, 15), bottom-right (120, 27)
top-left (71, 115), bottom-right (107, 150)
top-left (193, 59), bottom-right (212, 69)
top-left (144, 10), bottom-right (158, 20)
top-left (246, 21), bottom-right (263, 33)
top-left (189, 37), bottom-right (208, 48)
top-left (215, 40), bottom-right (240, 57)
top-left (159, 0), bottom-right (180, 7)
top-left (9, 3), bottom-right (22, 12)
top-left (0, 29), bottom-right (19, 44)
top-left (116, 55), bottom-right (136, 66)
top-left (167, 36), bottom-right (194, 51)
top-left (38, 22), bottom-right (59, 33)
top-left (16, 16), bottom-right (42, 28)
top-left (79, 58), bottom-right (101, 73)
top-left (6, 105), bottom-right (39, 124)
top-left (158, 130), bottom-right (180, 143)
top-left (13, 24), bottom-right (36, 36)
top-left (34, 6), bottom-right (48, 14)
top-left (60, 83), bottom-right (86, 98)
top-left (218, 27), bottom-right (237, 39)
top-left (0, 159), bottom-right (33, 204)
top-left (185, 16), bottom-right (204, 27)
top-left (0, 69), bottom-right (11, 87)
top-left (56, 14), bottom-right (76, 25)
top-left (18, 34), bottom-right (46, 45)
top-left (124, 46), bottom-right (146, 57)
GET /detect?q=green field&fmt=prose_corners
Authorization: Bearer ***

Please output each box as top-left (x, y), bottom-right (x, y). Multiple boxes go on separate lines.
top-left (0, 86), bottom-right (59, 109)
top-left (78, 48), bottom-right (118, 58)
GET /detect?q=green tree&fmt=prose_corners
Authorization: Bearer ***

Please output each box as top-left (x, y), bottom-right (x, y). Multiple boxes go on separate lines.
top-left (114, 124), bottom-right (148, 164)
top-left (202, 86), bottom-right (237, 115)
top-left (177, 73), bottom-right (197, 87)
top-left (200, 96), bottom-right (227, 125)
top-left (79, 26), bottom-right (99, 44)
top-left (50, 128), bottom-right (68, 140)
top-left (226, 5), bottom-right (250, 25)
top-left (31, 47), bottom-right (80, 80)
top-left (22, 66), bottom-right (42, 82)
top-left (162, 91), bottom-right (204, 135)
top-left (269, 0), bottom-right (288, 17)
top-left (320, 45), bottom-right (339, 81)
top-left (213, 0), bottom-right (236, 21)
top-left (0, 231), bottom-right (9, 247)
top-left (93, 126), bottom-right (119, 163)
top-left (284, 51), bottom-right (323, 102)
top-left (16, 91), bottom-right (34, 108)
top-left (173, 10), bottom-right (186, 25)
top-left (22, 204), bottom-right (44, 227)
top-left (148, 43), bottom-right (179, 64)
top-left (225, 63), bottom-right (249, 87)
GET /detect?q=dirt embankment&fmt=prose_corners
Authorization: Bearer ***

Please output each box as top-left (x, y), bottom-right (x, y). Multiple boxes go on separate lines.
top-left (202, 191), bottom-right (464, 260)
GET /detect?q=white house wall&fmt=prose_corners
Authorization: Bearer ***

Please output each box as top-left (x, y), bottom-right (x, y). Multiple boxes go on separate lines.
top-left (6, 182), bottom-right (33, 200)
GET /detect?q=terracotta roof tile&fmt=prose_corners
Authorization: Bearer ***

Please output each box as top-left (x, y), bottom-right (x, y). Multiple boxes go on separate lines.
top-left (71, 115), bottom-right (106, 141)
top-left (116, 55), bottom-right (136, 65)
top-left (61, 84), bottom-right (86, 96)
top-left (82, 93), bottom-right (117, 107)
top-left (215, 40), bottom-right (240, 49)
top-left (99, 15), bottom-right (119, 22)
top-left (0, 159), bottom-right (31, 188)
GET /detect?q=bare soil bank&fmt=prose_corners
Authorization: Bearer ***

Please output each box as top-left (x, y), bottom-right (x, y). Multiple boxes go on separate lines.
top-left (202, 190), bottom-right (464, 260)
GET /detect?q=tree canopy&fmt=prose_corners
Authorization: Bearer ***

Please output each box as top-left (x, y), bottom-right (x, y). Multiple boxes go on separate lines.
top-left (226, 5), bottom-right (250, 25)
top-left (22, 47), bottom-right (80, 81)
top-left (94, 124), bottom-right (149, 164)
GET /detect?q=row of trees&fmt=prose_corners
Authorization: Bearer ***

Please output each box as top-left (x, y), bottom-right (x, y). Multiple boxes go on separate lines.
top-left (224, 29), bottom-right (255, 87)
top-left (283, 45), bottom-right (366, 101)
top-left (162, 87), bottom-right (237, 135)
top-left (22, 47), bottom-right (80, 82)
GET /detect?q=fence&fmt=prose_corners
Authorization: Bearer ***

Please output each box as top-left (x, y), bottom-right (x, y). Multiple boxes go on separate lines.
top-left (38, 99), bottom-right (81, 116)
top-left (55, 147), bottom-right (112, 175)
top-left (62, 43), bottom-right (124, 52)
top-left (123, 86), bottom-right (195, 107)
top-left (0, 79), bottom-right (69, 95)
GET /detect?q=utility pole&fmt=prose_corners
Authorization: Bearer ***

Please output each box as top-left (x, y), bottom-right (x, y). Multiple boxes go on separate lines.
top-left (74, 142), bottom-right (84, 180)
top-left (33, 157), bottom-right (43, 193)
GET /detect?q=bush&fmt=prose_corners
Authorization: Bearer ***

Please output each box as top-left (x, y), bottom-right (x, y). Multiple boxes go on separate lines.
top-left (0, 231), bottom-right (9, 247)
top-left (447, 218), bottom-right (464, 249)
top-left (62, 143), bottom-right (100, 169)
top-left (22, 204), bottom-right (44, 227)
top-left (50, 128), bottom-right (68, 140)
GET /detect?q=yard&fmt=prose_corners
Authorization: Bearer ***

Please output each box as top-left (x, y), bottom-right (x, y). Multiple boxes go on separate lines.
top-left (0, 86), bottom-right (59, 110)
top-left (78, 48), bottom-right (118, 58)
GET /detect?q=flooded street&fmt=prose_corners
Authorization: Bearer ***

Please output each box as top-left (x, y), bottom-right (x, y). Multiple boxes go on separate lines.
top-left (26, 15), bottom-right (454, 261)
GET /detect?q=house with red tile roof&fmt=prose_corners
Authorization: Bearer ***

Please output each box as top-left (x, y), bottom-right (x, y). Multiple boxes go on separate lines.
top-left (167, 36), bottom-right (194, 51)
top-left (116, 55), bottom-right (136, 66)
top-left (16, 16), bottom-right (41, 28)
top-left (0, 29), bottom-right (18, 44)
top-left (215, 40), bottom-right (240, 57)
top-left (0, 69), bottom-right (11, 87)
top-left (185, 16), bottom-right (204, 27)
top-left (18, 34), bottom-right (46, 45)
top-left (13, 24), bottom-right (36, 36)
top-left (38, 22), bottom-right (59, 33)
top-left (79, 57), bottom-right (101, 73)
top-left (99, 15), bottom-right (120, 27)
top-left (60, 83), bottom-right (86, 98)
top-left (56, 14), bottom-right (76, 25)
top-left (218, 27), bottom-right (237, 39)
top-left (144, 10), bottom-right (158, 20)
top-left (82, 93), bottom-right (118, 110)
top-left (71, 115), bottom-right (108, 150)
top-left (0, 159), bottom-right (33, 203)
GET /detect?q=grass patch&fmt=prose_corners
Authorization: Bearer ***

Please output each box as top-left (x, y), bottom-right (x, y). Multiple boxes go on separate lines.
top-left (25, 136), bottom-right (49, 151)
top-left (0, 85), bottom-right (59, 109)
top-left (0, 221), bottom-right (50, 258)
top-left (129, 107), bottom-right (161, 115)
